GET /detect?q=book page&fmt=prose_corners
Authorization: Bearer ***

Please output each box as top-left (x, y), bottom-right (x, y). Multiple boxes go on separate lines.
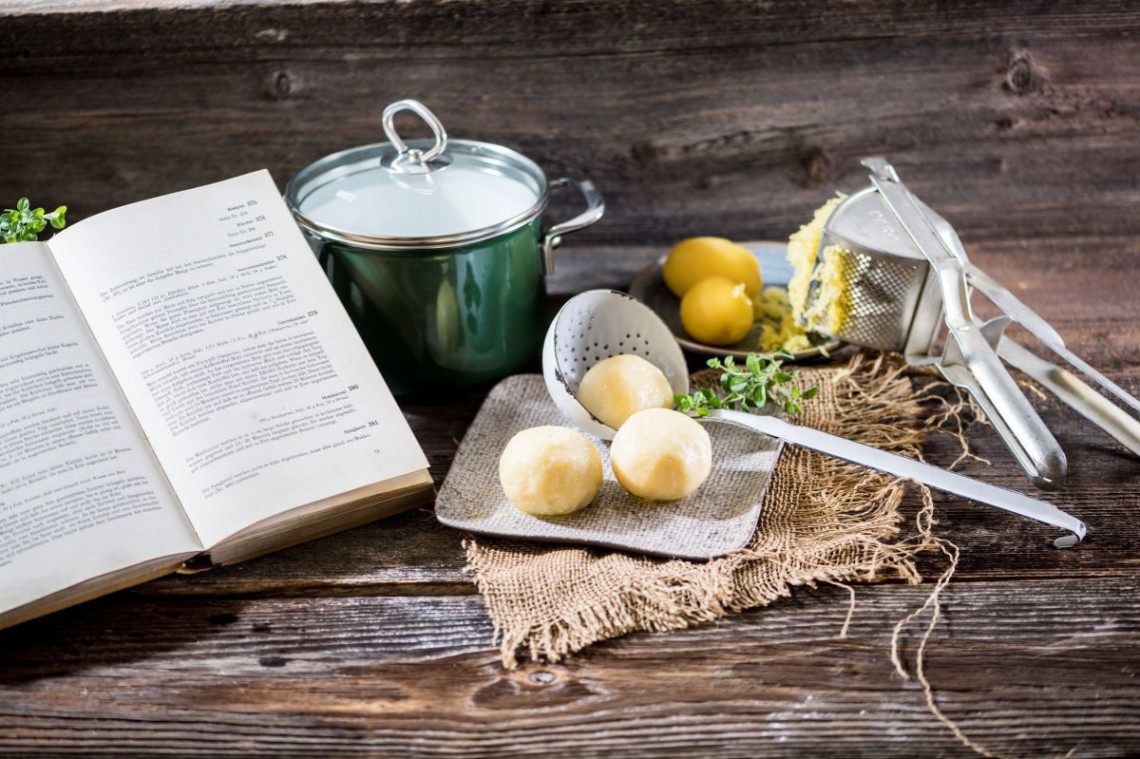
top-left (50, 171), bottom-right (429, 547)
top-left (0, 243), bottom-right (199, 616)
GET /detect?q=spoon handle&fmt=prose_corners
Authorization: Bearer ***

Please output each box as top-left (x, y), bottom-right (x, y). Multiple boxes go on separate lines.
top-left (705, 409), bottom-right (1086, 548)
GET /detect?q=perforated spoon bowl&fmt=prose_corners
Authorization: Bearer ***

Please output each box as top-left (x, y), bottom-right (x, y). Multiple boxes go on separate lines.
top-left (541, 289), bottom-right (1087, 547)
top-left (542, 289), bottom-right (689, 440)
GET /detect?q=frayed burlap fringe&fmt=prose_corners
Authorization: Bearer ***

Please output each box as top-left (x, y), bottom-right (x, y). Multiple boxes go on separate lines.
top-left (464, 352), bottom-right (1005, 756)
top-left (465, 352), bottom-right (958, 666)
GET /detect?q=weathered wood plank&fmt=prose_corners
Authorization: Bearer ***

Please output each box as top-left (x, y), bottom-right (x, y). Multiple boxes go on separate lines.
top-left (1, 578), bottom-right (1137, 756)
top-left (1, 4), bottom-right (1139, 755)
top-left (1, 1), bottom-right (1139, 246)
top-left (127, 235), bottom-right (1140, 600)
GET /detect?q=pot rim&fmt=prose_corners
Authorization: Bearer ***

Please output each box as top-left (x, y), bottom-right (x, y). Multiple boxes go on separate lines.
top-left (285, 138), bottom-right (551, 252)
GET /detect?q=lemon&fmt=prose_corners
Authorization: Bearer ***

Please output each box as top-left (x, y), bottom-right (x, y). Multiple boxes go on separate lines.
top-left (663, 237), bottom-right (762, 298)
top-left (680, 276), bottom-right (754, 345)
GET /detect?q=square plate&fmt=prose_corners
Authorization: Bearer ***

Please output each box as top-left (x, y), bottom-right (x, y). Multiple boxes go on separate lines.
top-left (435, 374), bottom-right (783, 560)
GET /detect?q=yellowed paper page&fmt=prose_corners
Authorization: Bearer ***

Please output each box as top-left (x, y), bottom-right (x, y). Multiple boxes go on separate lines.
top-left (50, 171), bottom-right (429, 547)
top-left (0, 243), bottom-right (199, 616)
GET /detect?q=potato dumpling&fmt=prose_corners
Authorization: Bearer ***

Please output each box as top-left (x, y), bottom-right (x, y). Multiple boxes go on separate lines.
top-left (578, 354), bottom-right (673, 430)
top-left (680, 275), bottom-right (754, 345)
top-left (663, 237), bottom-right (763, 298)
top-left (610, 408), bottom-right (712, 501)
top-left (499, 426), bottom-right (603, 516)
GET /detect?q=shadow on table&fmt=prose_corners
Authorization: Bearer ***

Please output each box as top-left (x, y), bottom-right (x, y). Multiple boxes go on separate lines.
top-left (0, 588), bottom-right (250, 686)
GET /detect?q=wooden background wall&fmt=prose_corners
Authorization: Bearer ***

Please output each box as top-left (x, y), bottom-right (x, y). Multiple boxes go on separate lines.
top-left (2, 0), bottom-right (1139, 286)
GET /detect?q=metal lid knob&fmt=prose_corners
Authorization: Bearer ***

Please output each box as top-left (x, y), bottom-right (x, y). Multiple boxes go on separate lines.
top-left (382, 99), bottom-right (450, 173)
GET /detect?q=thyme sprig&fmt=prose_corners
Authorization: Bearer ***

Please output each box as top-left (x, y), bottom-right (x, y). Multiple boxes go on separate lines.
top-left (674, 351), bottom-right (818, 418)
top-left (1, 198), bottom-right (67, 244)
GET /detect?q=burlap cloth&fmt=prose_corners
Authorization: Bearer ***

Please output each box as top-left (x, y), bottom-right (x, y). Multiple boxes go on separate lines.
top-left (464, 352), bottom-right (969, 669)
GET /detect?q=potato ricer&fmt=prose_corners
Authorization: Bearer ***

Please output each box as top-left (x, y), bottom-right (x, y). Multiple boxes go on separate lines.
top-left (803, 157), bottom-right (1140, 489)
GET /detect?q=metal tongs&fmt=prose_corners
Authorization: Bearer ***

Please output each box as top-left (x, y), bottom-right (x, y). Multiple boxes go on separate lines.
top-left (862, 157), bottom-right (1140, 490)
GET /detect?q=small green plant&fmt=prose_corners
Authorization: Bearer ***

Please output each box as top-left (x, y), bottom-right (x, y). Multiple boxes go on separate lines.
top-left (674, 351), bottom-right (818, 418)
top-left (1, 198), bottom-right (67, 244)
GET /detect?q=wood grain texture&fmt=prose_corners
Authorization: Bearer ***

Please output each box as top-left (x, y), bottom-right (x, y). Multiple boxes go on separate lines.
top-left (2, 1), bottom-right (1140, 755)
top-left (69, 239), bottom-right (1128, 759)
top-left (2, 579), bottom-right (1139, 757)
top-left (1, 0), bottom-right (1139, 247)
top-left (130, 237), bottom-right (1140, 604)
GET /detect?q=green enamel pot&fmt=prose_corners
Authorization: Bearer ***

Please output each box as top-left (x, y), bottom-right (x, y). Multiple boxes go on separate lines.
top-left (285, 99), bottom-right (604, 396)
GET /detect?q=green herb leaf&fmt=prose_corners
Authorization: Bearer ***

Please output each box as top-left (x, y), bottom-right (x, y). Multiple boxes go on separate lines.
top-left (673, 351), bottom-right (817, 419)
top-left (0, 198), bottom-right (68, 243)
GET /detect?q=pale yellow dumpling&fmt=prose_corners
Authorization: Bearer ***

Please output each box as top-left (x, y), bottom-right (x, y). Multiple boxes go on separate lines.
top-left (577, 354), bottom-right (674, 430)
top-left (610, 408), bottom-right (712, 500)
top-left (499, 426), bottom-right (603, 516)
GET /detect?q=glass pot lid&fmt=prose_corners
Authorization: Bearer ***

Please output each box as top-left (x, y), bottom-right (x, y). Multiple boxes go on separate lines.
top-left (285, 99), bottom-right (550, 250)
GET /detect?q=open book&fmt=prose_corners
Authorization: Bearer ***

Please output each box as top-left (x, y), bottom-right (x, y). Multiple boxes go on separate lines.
top-left (0, 171), bottom-right (433, 630)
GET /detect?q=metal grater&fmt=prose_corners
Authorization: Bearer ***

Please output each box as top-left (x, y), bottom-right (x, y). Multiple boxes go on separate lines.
top-left (803, 157), bottom-right (1140, 489)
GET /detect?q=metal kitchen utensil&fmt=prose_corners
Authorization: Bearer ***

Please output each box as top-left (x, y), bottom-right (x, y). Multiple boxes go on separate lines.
top-left (806, 156), bottom-right (1140, 488)
top-left (543, 290), bottom-right (691, 441)
top-left (542, 290), bottom-right (1087, 547)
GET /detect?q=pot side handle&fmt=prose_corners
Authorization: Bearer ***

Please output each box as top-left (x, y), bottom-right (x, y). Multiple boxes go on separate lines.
top-left (542, 177), bottom-right (605, 275)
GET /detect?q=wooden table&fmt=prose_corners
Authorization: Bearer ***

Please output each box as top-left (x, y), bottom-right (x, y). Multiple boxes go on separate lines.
top-left (1, 239), bottom-right (1138, 757)
top-left (3, 1), bottom-right (1140, 754)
